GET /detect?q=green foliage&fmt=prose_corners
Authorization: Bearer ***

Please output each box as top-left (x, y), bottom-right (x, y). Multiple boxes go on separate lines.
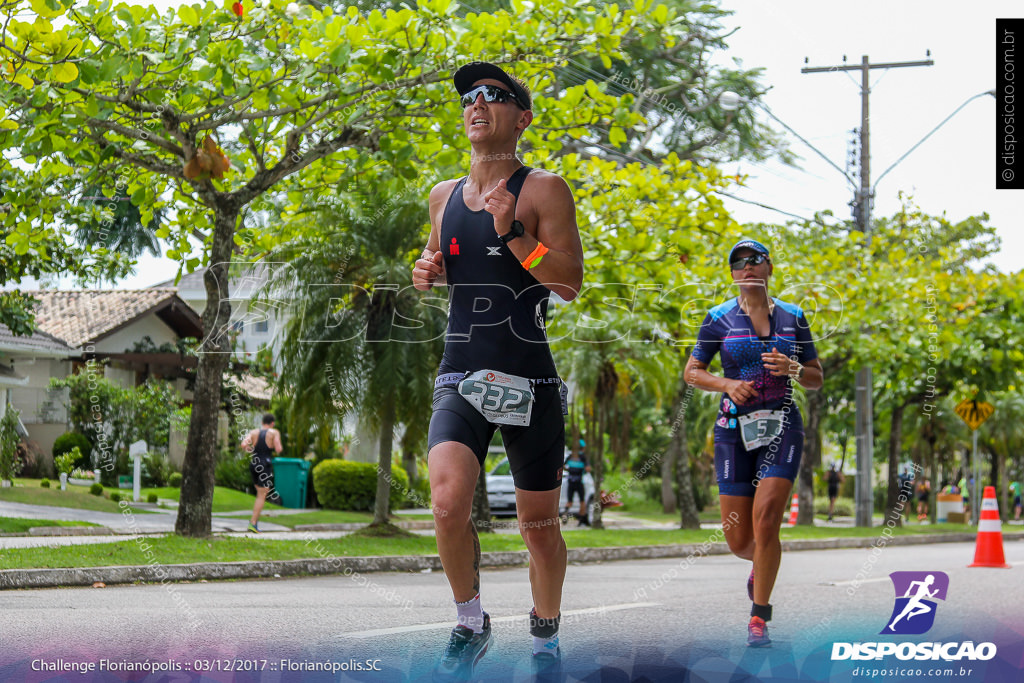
top-left (817, 497), bottom-right (854, 517)
top-left (312, 459), bottom-right (408, 512)
top-left (51, 372), bottom-right (182, 474)
top-left (110, 492), bottom-right (121, 503)
top-left (52, 432), bottom-right (92, 468)
top-left (147, 492), bottom-right (158, 504)
top-left (89, 482), bottom-right (103, 496)
top-left (0, 405), bottom-right (22, 481)
top-left (55, 448), bottom-right (80, 477)
top-left (141, 452), bottom-right (174, 488)
top-left (215, 451), bottom-right (252, 494)
top-left (40, 478), bottom-right (50, 488)
top-left (169, 472), bottom-right (183, 488)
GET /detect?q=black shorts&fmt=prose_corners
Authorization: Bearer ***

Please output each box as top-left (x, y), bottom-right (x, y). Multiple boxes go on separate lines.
top-left (427, 384), bottom-right (565, 492)
top-left (828, 485), bottom-right (839, 499)
top-left (250, 457), bottom-right (274, 489)
top-left (566, 479), bottom-right (585, 504)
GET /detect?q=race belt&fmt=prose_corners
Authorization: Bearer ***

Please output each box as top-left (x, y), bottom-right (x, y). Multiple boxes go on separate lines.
top-left (737, 409), bottom-right (786, 450)
top-left (435, 370), bottom-right (568, 426)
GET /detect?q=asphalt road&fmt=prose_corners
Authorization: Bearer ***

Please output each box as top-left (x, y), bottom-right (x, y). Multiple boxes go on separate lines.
top-left (2, 540), bottom-right (1022, 682)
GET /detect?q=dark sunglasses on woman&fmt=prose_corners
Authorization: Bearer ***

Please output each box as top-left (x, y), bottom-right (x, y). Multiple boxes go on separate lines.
top-left (730, 253), bottom-right (769, 270)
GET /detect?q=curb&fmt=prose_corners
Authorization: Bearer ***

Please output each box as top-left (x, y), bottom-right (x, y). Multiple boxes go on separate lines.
top-left (1, 531), bottom-right (1020, 591)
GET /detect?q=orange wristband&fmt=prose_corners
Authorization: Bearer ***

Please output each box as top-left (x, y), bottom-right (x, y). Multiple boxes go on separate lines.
top-left (521, 242), bottom-right (549, 269)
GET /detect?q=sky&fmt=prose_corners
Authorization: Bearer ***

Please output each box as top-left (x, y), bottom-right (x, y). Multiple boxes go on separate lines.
top-left (108, 0), bottom-right (1020, 288)
top-left (714, 1), bottom-right (1019, 271)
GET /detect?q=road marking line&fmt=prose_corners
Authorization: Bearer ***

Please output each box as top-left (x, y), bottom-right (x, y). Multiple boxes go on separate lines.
top-left (822, 577), bottom-right (890, 586)
top-left (339, 602), bottom-right (661, 638)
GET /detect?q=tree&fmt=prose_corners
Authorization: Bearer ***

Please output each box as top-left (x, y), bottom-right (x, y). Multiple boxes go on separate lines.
top-left (3, 0), bottom-right (695, 535)
top-left (270, 183), bottom-right (445, 528)
top-left (73, 184), bottom-right (164, 261)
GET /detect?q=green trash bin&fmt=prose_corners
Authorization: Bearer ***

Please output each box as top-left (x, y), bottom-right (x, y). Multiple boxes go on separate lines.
top-left (272, 458), bottom-right (311, 509)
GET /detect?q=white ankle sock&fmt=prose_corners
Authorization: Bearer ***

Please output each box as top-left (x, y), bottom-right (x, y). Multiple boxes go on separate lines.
top-left (533, 634), bottom-right (559, 656)
top-left (455, 594), bottom-right (484, 633)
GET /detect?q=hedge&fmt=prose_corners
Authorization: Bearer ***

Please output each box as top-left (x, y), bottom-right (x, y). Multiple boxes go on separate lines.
top-left (312, 459), bottom-right (409, 512)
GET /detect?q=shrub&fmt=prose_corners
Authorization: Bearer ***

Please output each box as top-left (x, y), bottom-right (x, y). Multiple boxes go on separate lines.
top-left (817, 496), bottom-right (855, 517)
top-left (215, 451), bottom-right (252, 493)
top-left (52, 432), bottom-right (92, 469)
top-left (89, 482), bottom-right (103, 496)
top-left (40, 478), bottom-right (50, 488)
top-left (110, 492), bottom-right (121, 502)
top-left (55, 448), bottom-right (80, 477)
top-left (141, 452), bottom-right (174, 488)
top-left (168, 472), bottom-right (183, 488)
top-left (312, 459), bottom-right (409, 512)
top-left (147, 493), bottom-right (158, 504)
top-left (0, 405), bottom-right (21, 482)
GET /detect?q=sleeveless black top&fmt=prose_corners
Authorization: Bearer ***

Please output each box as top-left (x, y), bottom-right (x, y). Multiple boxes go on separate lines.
top-left (253, 429), bottom-right (273, 460)
top-left (438, 166), bottom-right (558, 380)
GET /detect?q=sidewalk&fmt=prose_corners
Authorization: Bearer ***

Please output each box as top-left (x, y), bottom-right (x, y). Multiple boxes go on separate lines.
top-left (0, 500), bottom-right (291, 536)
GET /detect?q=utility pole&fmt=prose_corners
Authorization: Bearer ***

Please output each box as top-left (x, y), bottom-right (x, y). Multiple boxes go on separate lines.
top-left (802, 54), bottom-right (933, 527)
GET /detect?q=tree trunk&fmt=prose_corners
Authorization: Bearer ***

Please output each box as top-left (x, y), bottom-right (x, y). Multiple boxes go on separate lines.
top-left (798, 389), bottom-right (825, 525)
top-left (402, 445), bottom-right (417, 486)
top-left (371, 400), bottom-right (396, 526)
top-left (175, 207), bottom-right (237, 538)
top-left (471, 465), bottom-right (492, 533)
top-left (660, 443), bottom-right (677, 514)
top-left (673, 410), bottom-right (700, 529)
top-left (885, 402), bottom-right (905, 527)
top-left (589, 402), bottom-right (604, 530)
top-left (666, 364), bottom-right (699, 528)
top-left (996, 447), bottom-right (1007, 522)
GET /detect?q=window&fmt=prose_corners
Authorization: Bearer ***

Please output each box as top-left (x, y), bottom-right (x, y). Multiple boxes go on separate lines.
top-left (254, 320), bottom-right (269, 333)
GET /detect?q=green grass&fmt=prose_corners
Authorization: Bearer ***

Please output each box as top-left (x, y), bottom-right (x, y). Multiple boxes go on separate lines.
top-left (0, 523), bottom-right (983, 570)
top-left (0, 517), bottom-right (100, 533)
top-left (219, 510), bottom-right (436, 527)
top-left (138, 486), bottom-right (284, 514)
top-left (2, 479), bottom-right (151, 515)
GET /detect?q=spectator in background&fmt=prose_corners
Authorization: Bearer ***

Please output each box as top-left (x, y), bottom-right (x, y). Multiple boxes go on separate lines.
top-left (826, 463), bottom-right (843, 522)
top-left (916, 478), bottom-right (932, 521)
top-left (897, 466), bottom-right (915, 521)
top-left (563, 446), bottom-right (591, 526)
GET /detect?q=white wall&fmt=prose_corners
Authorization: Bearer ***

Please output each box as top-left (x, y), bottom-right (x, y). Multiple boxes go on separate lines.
top-left (95, 314), bottom-right (180, 355)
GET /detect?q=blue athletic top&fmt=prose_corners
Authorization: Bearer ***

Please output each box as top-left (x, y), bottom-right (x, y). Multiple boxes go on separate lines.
top-left (691, 297), bottom-right (818, 421)
top-left (438, 166), bottom-right (558, 379)
top-left (565, 456), bottom-right (587, 483)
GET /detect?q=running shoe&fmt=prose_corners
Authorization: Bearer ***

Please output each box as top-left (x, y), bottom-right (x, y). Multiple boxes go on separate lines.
top-left (531, 641), bottom-right (562, 679)
top-left (433, 612), bottom-right (491, 681)
top-left (746, 568), bottom-right (754, 601)
top-left (247, 522), bottom-right (260, 533)
top-left (747, 616), bottom-right (771, 647)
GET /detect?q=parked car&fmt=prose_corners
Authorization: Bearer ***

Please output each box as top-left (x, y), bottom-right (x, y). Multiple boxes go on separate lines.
top-left (485, 454), bottom-right (595, 518)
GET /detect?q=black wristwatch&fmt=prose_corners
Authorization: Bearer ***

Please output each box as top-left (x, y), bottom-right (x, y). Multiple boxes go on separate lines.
top-left (498, 220), bottom-right (525, 244)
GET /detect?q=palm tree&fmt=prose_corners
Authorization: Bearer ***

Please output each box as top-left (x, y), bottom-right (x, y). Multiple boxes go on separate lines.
top-left (74, 185), bottom-right (163, 259)
top-left (270, 184), bottom-right (445, 528)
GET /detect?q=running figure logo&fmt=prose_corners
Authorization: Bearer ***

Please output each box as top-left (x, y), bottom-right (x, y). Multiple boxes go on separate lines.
top-left (881, 571), bottom-right (949, 635)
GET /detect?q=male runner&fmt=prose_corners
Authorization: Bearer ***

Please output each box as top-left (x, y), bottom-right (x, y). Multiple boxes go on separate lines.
top-left (240, 413), bottom-right (282, 533)
top-left (411, 62), bottom-right (584, 679)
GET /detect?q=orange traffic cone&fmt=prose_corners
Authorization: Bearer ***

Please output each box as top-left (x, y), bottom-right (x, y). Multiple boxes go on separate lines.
top-left (969, 486), bottom-right (1011, 568)
top-left (787, 493), bottom-right (799, 526)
